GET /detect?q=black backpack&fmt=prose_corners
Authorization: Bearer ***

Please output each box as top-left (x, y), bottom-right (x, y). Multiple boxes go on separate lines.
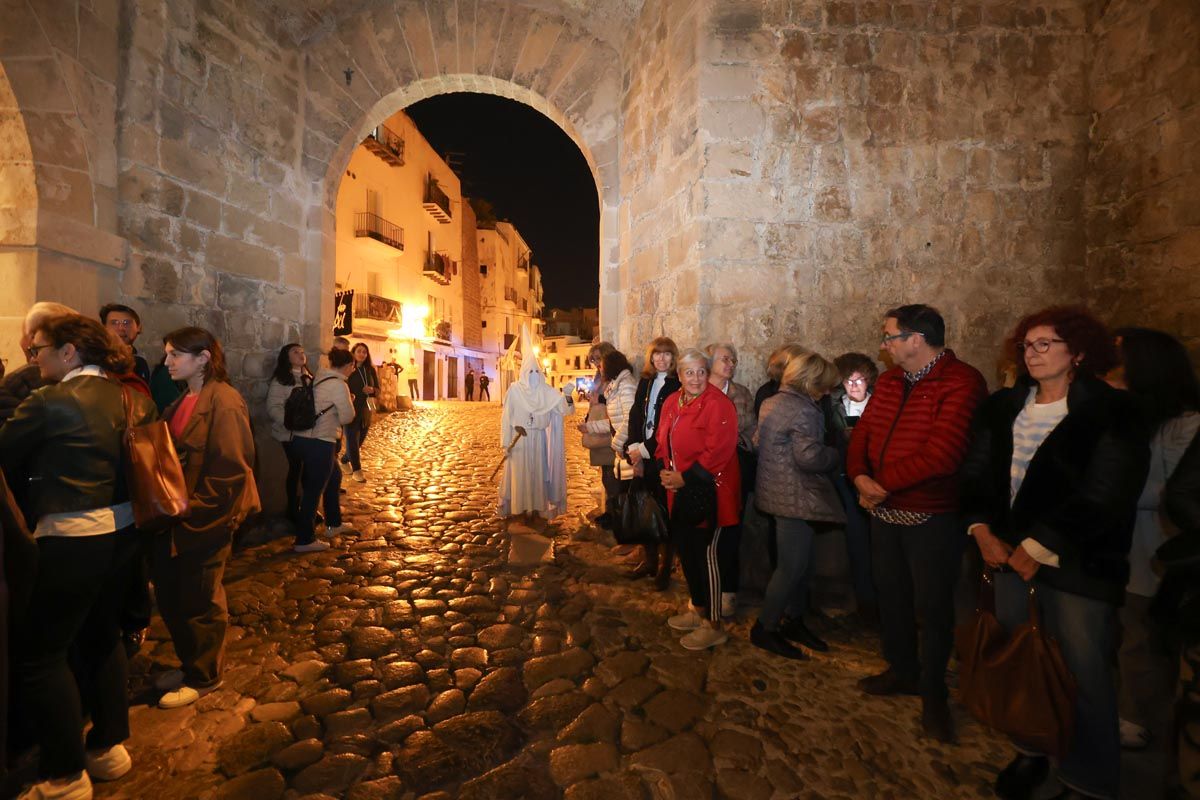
top-left (283, 376), bottom-right (336, 431)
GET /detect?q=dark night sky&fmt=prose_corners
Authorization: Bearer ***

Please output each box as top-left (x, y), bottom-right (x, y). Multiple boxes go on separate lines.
top-left (406, 93), bottom-right (599, 309)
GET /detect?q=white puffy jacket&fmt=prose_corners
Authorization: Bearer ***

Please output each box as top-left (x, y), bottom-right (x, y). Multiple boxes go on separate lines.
top-left (604, 369), bottom-right (638, 480)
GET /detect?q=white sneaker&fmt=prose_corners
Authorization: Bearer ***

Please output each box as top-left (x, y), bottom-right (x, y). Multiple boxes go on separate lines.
top-left (720, 592), bottom-right (737, 619)
top-left (339, 461), bottom-right (352, 475)
top-left (17, 772), bottom-right (93, 800)
top-left (158, 681), bottom-right (220, 710)
top-left (1120, 718), bottom-right (1150, 749)
top-left (667, 609), bottom-right (704, 631)
top-left (85, 744), bottom-right (131, 781)
top-left (153, 669), bottom-right (184, 691)
top-left (294, 540), bottom-right (331, 553)
top-left (680, 625), bottom-right (728, 650)
top-left (326, 524), bottom-right (354, 536)
top-left (352, 470), bottom-right (366, 483)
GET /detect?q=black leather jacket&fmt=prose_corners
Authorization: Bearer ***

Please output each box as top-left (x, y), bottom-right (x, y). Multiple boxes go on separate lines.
top-left (0, 373), bottom-right (156, 521)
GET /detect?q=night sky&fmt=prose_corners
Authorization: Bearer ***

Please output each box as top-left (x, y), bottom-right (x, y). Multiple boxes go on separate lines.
top-left (406, 93), bottom-right (600, 310)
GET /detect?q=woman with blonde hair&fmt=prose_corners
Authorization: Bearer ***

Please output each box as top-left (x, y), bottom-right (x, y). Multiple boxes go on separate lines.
top-left (626, 336), bottom-right (681, 588)
top-left (751, 351), bottom-right (845, 659)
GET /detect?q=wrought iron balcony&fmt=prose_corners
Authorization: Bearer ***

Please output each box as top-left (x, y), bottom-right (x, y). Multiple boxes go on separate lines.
top-left (503, 287), bottom-right (518, 303)
top-left (517, 254), bottom-right (530, 272)
top-left (363, 125), bottom-right (404, 166)
top-left (354, 212), bottom-right (404, 251)
top-left (352, 292), bottom-right (402, 323)
top-left (423, 251), bottom-right (454, 286)
top-left (422, 177), bottom-right (452, 223)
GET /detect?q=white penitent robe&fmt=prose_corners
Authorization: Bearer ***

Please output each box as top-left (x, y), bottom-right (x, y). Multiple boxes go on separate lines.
top-left (498, 370), bottom-right (571, 518)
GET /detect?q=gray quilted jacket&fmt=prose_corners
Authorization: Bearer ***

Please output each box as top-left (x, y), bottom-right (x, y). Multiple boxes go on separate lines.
top-left (753, 387), bottom-right (845, 523)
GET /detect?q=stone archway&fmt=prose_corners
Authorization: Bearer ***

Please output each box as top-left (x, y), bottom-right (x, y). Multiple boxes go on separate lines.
top-left (0, 0), bottom-right (126, 368)
top-left (294, 1), bottom-right (622, 348)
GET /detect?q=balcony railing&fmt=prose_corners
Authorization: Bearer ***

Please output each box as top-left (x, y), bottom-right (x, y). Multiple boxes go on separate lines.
top-left (352, 292), bottom-right (402, 324)
top-left (503, 287), bottom-right (518, 303)
top-left (423, 251), bottom-right (454, 286)
top-left (422, 177), bottom-right (452, 223)
top-left (517, 254), bottom-right (530, 272)
top-left (354, 212), bottom-right (404, 251)
top-left (363, 125), bottom-right (405, 166)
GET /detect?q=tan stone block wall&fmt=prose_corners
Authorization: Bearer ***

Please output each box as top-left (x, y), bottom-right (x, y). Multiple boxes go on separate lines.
top-left (1087, 0), bottom-right (1200, 360)
top-left (460, 201), bottom-right (484, 350)
top-left (673, 0), bottom-right (1096, 387)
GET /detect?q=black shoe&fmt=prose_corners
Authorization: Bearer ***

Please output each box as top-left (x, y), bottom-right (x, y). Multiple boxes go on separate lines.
top-left (994, 754), bottom-right (1050, 800)
top-left (856, 600), bottom-right (880, 630)
top-left (653, 569), bottom-right (670, 591)
top-left (858, 669), bottom-right (919, 696)
top-left (780, 618), bottom-right (829, 652)
top-left (920, 697), bottom-right (955, 743)
top-left (595, 512), bottom-right (614, 530)
top-left (625, 561), bottom-right (654, 579)
top-left (122, 628), bottom-right (146, 660)
top-left (750, 622), bottom-right (808, 661)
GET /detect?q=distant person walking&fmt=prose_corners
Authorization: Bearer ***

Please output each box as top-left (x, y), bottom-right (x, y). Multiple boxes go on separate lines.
top-left (479, 373), bottom-right (491, 401)
top-left (465, 369), bottom-right (475, 402)
top-left (407, 358), bottom-right (420, 400)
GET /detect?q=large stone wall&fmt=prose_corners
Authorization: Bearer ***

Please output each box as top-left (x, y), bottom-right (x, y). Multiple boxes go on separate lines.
top-left (685, 0), bottom-right (1096, 386)
top-left (617, 0), bottom-right (707, 351)
top-left (1087, 0), bottom-right (1200, 360)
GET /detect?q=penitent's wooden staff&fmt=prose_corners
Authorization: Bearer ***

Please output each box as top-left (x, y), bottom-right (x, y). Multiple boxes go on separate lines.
top-left (490, 425), bottom-right (528, 480)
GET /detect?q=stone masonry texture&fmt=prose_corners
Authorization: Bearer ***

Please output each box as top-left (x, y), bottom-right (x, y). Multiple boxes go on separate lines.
top-left (1, 0), bottom-right (1198, 385)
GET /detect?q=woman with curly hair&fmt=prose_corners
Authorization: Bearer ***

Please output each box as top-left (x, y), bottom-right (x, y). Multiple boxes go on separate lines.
top-left (961, 306), bottom-right (1151, 800)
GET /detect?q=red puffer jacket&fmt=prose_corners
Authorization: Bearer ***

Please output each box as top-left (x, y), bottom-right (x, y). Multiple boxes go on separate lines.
top-left (845, 350), bottom-right (986, 514)
top-left (654, 383), bottom-right (742, 527)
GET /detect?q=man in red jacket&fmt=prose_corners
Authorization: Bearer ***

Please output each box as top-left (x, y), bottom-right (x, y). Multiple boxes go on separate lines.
top-left (846, 304), bottom-right (987, 743)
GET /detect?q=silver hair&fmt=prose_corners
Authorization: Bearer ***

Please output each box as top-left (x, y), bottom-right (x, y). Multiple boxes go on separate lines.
top-left (24, 301), bottom-right (78, 335)
top-left (676, 347), bottom-right (711, 373)
top-left (704, 341), bottom-right (739, 363)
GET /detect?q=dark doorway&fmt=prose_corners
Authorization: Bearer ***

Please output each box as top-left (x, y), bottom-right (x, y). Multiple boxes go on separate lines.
top-left (422, 351), bottom-right (436, 400)
top-left (447, 357), bottom-right (459, 399)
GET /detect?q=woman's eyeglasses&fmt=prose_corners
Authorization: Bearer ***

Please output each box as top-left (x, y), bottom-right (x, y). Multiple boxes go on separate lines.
top-left (1017, 338), bottom-right (1066, 354)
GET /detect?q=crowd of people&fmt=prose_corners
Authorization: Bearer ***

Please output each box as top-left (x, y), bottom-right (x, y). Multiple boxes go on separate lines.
top-left (0, 296), bottom-right (1197, 800)
top-left (579, 304), bottom-right (1199, 800)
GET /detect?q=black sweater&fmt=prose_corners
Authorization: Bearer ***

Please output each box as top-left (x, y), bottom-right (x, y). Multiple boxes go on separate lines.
top-left (960, 376), bottom-right (1150, 604)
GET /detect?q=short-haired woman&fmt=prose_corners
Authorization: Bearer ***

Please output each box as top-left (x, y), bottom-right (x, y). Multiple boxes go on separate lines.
top-left (827, 351), bottom-right (881, 625)
top-left (152, 327), bottom-right (260, 710)
top-left (961, 306), bottom-right (1150, 800)
top-left (626, 337), bottom-right (682, 589)
top-left (752, 351), bottom-right (845, 659)
top-left (339, 342), bottom-right (379, 483)
top-left (655, 348), bottom-right (741, 650)
top-left (705, 342), bottom-right (756, 618)
top-left (754, 344), bottom-right (809, 417)
top-left (0, 314), bottom-right (155, 796)
top-left (1107, 328), bottom-right (1200, 754)
top-left (267, 343), bottom-right (313, 526)
top-left (288, 346), bottom-right (356, 553)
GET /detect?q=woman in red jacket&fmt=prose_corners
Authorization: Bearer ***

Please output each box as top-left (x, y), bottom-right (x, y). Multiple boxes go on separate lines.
top-left (654, 348), bottom-right (741, 650)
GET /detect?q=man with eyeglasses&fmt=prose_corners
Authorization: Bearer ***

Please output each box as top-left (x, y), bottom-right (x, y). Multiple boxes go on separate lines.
top-left (845, 303), bottom-right (987, 743)
top-left (100, 303), bottom-right (150, 385)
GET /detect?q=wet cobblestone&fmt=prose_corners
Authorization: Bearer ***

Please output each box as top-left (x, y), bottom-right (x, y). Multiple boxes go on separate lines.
top-left (87, 401), bottom-right (1029, 799)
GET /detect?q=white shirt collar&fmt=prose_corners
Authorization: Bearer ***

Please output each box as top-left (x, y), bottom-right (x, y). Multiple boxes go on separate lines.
top-left (62, 364), bottom-right (105, 383)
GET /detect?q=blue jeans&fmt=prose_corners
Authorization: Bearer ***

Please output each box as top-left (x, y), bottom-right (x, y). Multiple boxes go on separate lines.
top-left (292, 436), bottom-right (342, 544)
top-left (993, 572), bottom-right (1120, 799)
top-left (758, 516), bottom-right (816, 631)
top-left (340, 419), bottom-right (366, 472)
top-left (833, 473), bottom-right (875, 606)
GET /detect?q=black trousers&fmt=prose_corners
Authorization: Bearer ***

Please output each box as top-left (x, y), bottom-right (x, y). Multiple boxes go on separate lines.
top-left (118, 530), bottom-right (154, 633)
top-left (152, 533), bottom-right (232, 689)
top-left (871, 512), bottom-right (965, 701)
top-left (280, 439), bottom-right (304, 522)
top-left (15, 527), bottom-right (139, 779)
top-left (677, 524), bottom-right (723, 623)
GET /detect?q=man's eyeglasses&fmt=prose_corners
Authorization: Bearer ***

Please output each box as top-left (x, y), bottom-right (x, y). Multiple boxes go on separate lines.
top-left (27, 343), bottom-right (55, 357)
top-left (106, 319), bottom-right (135, 328)
top-left (1017, 338), bottom-right (1067, 354)
top-left (881, 331), bottom-right (924, 344)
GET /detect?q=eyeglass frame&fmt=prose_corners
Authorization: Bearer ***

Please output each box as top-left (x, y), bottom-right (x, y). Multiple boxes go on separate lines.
top-left (27, 342), bottom-right (57, 358)
top-left (881, 331), bottom-right (924, 344)
top-left (1016, 338), bottom-right (1068, 354)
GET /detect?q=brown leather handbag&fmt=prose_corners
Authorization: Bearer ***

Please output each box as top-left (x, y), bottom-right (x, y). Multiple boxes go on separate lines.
top-left (955, 570), bottom-right (1078, 758)
top-left (119, 382), bottom-right (189, 530)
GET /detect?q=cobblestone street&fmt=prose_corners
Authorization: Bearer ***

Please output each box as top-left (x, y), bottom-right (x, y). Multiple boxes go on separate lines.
top-left (86, 401), bottom-right (1026, 800)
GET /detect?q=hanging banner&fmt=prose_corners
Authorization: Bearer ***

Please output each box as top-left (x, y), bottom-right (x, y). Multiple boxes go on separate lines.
top-left (333, 290), bottom-right (354, 337)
